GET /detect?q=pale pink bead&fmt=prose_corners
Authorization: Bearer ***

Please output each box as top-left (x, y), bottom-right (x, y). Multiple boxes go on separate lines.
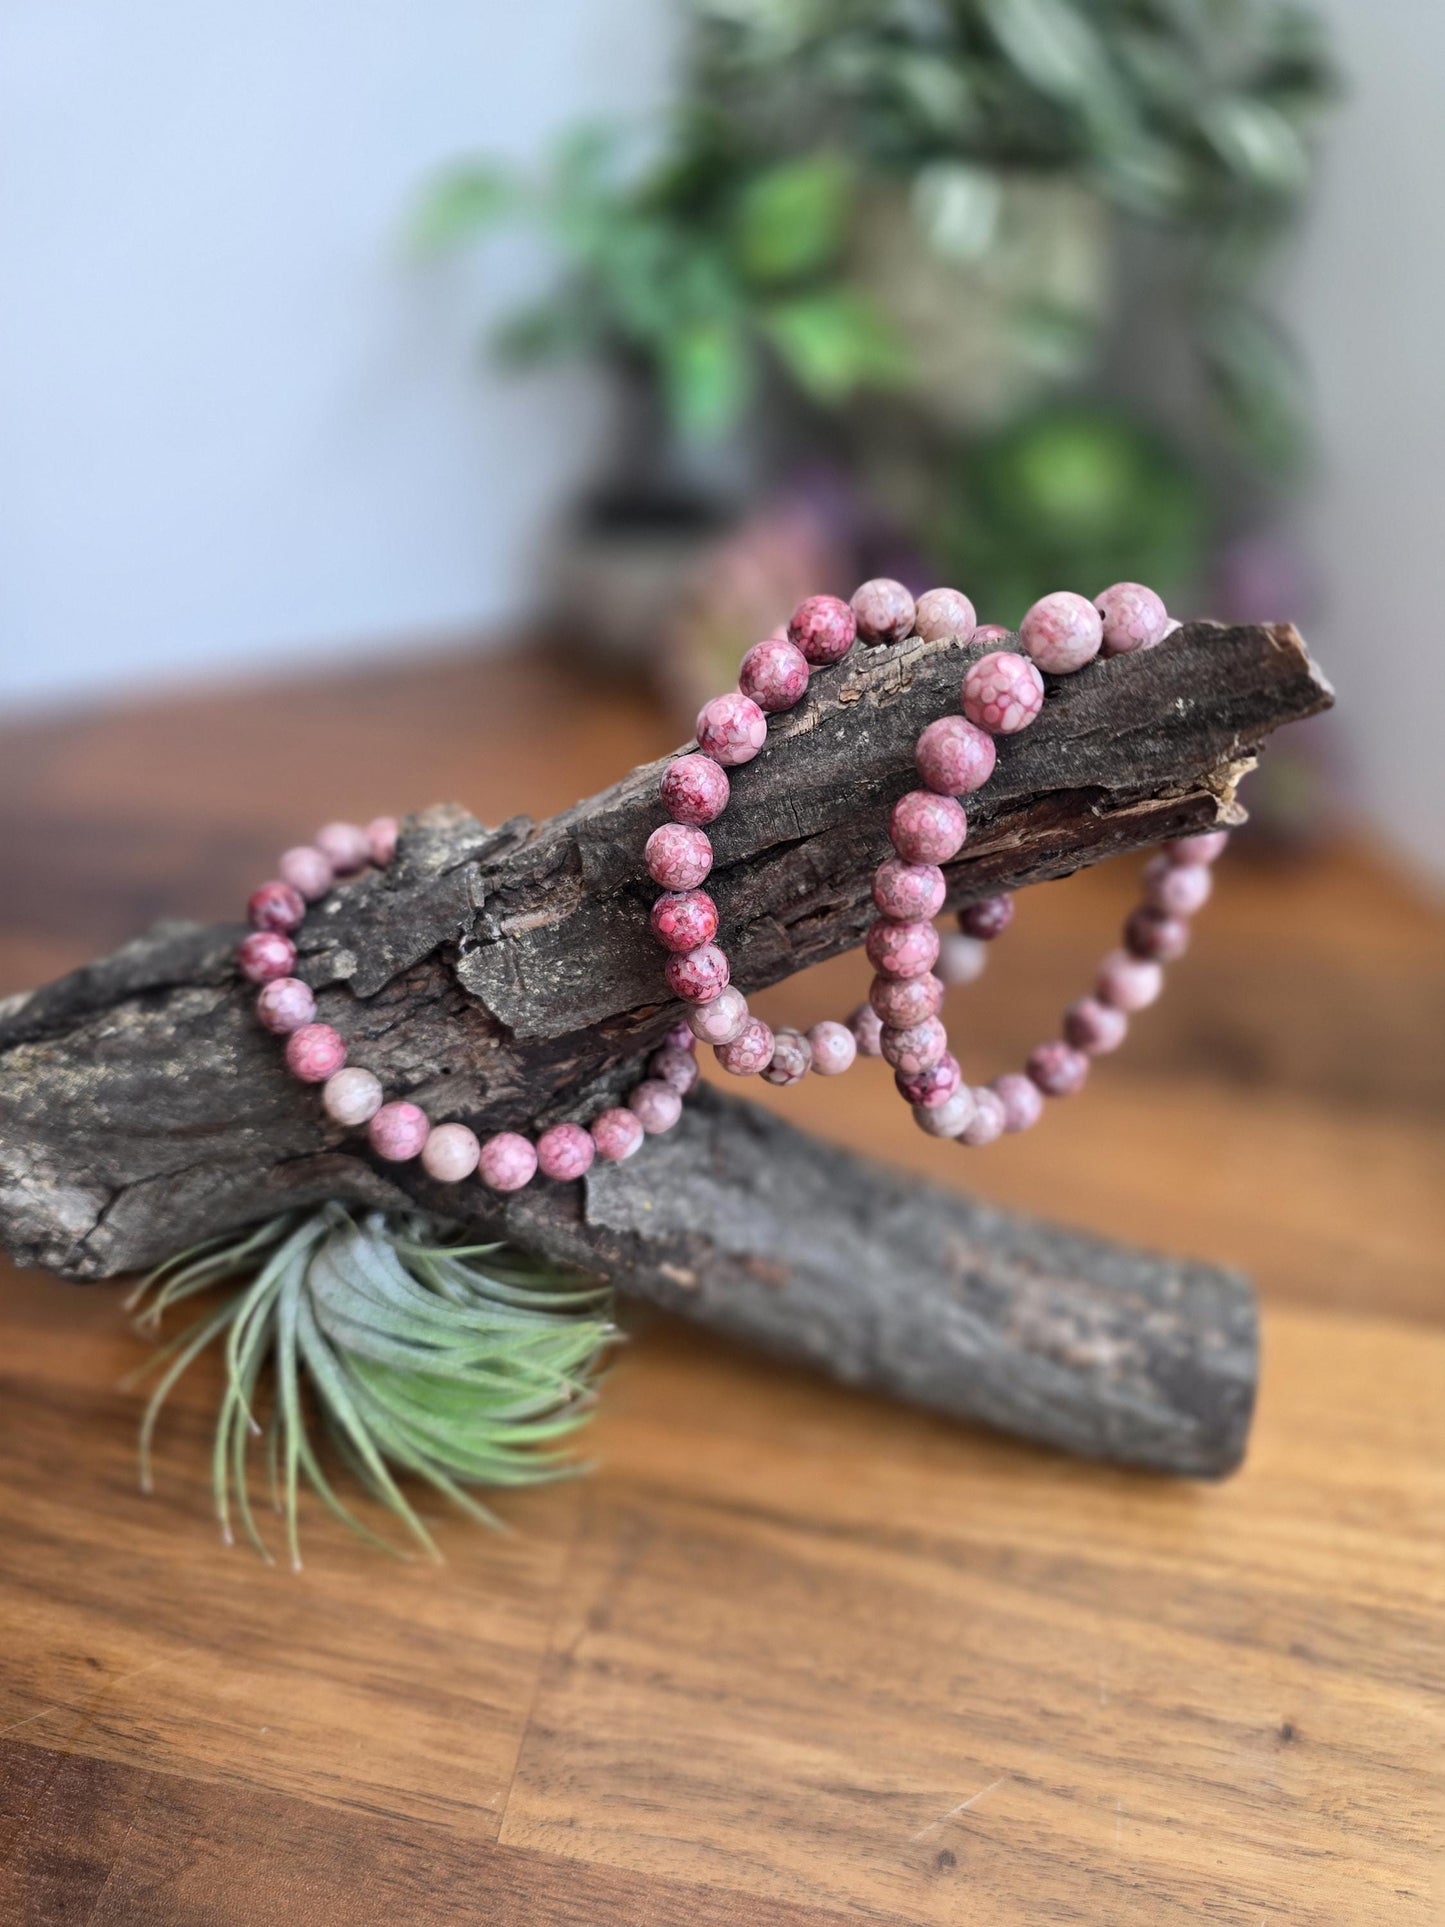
top-left (256, 976), bottom-right (317, 1035)
top-left (869, 972), bottom-right (944, 1028)
top-left (959, 1087), bottom-right (1007, 1147)
top-left (628, 1079), bottom-right (683, 1133)
top-left (912, 586), bottom-right (977, 644)
top-left (958, 894), bottom-right (1014, 941)
top-left (936, 933), bottom-right (986, 987)
top-left (665, 943), bottom-right (730, 1004)
top-left (661, 1021), bottom-right (697, 1052)
top-left (661, 753), bottom-right (730, 827)
top-left (368, 1100), bottom-right (430, 1162)
top-left (896, 1053), bottom-right (961, 1109)
top-left (866, 918), bottom-right (941, 980)
top-left (763, 1028), bottom-right (812, 1086)
top-left (889, 790), bottom-right (967, 865)
top-left (1063, 996), bottom-right (1129, 1055)
top-left (807, 1020), bottom-right (857, 1076)
top-left (367, 816), bottom-right (400, 866)
top-left (591, 1107), bottom-right (645, 1162)
top-left (315, 822), bottom-right (371, 875)
top-left (872, 857), bottom-right (945, 922)
top-left (972, 624), bottom-right (1013, 645)
top-left (1125, 906), bottom-right (1191, 963)
top-left (848, 1003), bottom-right (884, 1057)
top-left (992, 1072), bottom-right (1044, 1133)
top-left (1027, 1041), bottom-right (1089, 1097)
top-left (649, 1045), bottom-right (700, 1095)
top-left (537, 1121), bottom-right (595, 1182)
top-left (880, 1016), bottom-right (948, 1076)
top-left (912, 1086), bottom-right (976, 1138)
top-left (914, 715), bottom-right (996, 796)
top-left (479, 1131), bottom-right (537, 1192)
top-left (646, 823), bottom-right (713, 891)
top-left (788, 593), bottom-right (857, 665)
top-left (1096, 949), bottom-right (1164, 1013)
top-left (1019, 591), bottom-right (1102, 674)
top-left (686, 986), bottom-right (749, 1045)
top-left (1161, 618), bottom-right (1182, 640)
top-left (651, 889), bottom-right (718, 954)
top-left (285, 1023), bottom-right (346, 1083)
top-left (237, 930), bottom-right (296, 985)
top-left (962, 651), bottom-right (1045, 734)
top-left (852, 577), bottom-right (915, 646)
top-left (322, 1066), bottom-right (384, 1127)
top-left (247, 881), bottom-right (306, 934)
top-left (696, 692), bottom-right (768, 767)
top-left (1095, 582), bottom-right (1168, 657)
top-left (739, 636), bottom-right (810, 713)
top-left (716, 1018), bottom-right (774, 1077)
top-left (1166, 829), bottom-right (1230, 866)
top-left (421, 1122), bottom-right (481, 1183)
top-left (1143, 855), bottom-right (1213, 918)
top-left (278, 845), bottom-right (334, 902)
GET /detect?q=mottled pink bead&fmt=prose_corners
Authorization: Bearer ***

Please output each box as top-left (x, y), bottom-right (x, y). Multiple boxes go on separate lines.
top-left (628, 1079), bottom-right (683, 1133)
top-left (879, 1016), bottom-right (948, 1076)
top-left (912, 1086), bottom-right (976, 1138)
top-left (1063, 996), bottom-right (1129, 1055)
top-left (322, 1066), bottom-right (383, 1127)
top-left (788, 593), bottom-right (856, 665)
top-left (661, 753), bottom-right (730, 827)
top-left (421, 1122), bottom-right (481, 1182)
top-left (590, 1107), bottom-right (645, 1162)
top-left (367, 816), bottom-right (400, 866)
top-left (1125, 906), bottom-right (1191, 963)
top-left (851, 577), bottom-right (915, 646)
top-left (972, 624), bottom-right (1013, 645)
top-left (1166, 829), bottom-right (1230, 866)
top-left (936, 932), bottom-right (986, 987)
top-left (479, 1131), bottom-right (537, 1192)
top-left (651, 889), bottom-right (719, 954)
top-left (256, 976), bottom-right (316, 1035)
top-left (992, 1072), bottom-right (1044, 1133)
top-left (686, 986), bottom-right (749, 1045)
top-left (696, 692), bottom-right (768, 767)
top-left (739, 636), bottom-right (810, 713)
top-left (646, 823), bottom-right (713, 891)
top-left (1095, 582), bottom-right (1168, 657)
top-left (1143, 854), bottom-right (1213, 918)
top-left (914, 715), bottom-right (996, 796)
top-left (958, 894), bottom-right (1013, 942)
top-left (367, 1100), bottom-right (430, 1162)
top-left (762, 1028), bottom-right (812, 1086)
top-left (889, 790), bottom-right (967, 865)
top-left (237, 930), bottom-right (296, 985)
top-left (1019, 591), bottom-right (1102, 674)
top-left (278, 845), bottom-right (334, 902)
top-left (247, 880), bottom-right (306, 934)
top-left (315, 822), bottom-right (371, 875)
top-left (665, 942), bottom-right (730, 1004)
top-left (285, 1023), bottom-right (346, 1083)
top-left (1096, 949), bottom-right (1164, 1012)
top-left (848, 1003), bottom-right (884, 1057)
top-left (866, 918), bottom-right (941, 980)
top-left (912, 586), bottom-right (977, 644)
top-left (959, 1086), bottom-right (1007, 1147)
top-left (715, 1018), bottom-right (774, 1077)
top-left (869, 971), bottom-right (944, 1028)
top-left (872, 857), bottom-right (945, 923)
top-left (896, 1053), bottom-right (961, 1109)
top-left (537, 1121), bottom-right (595, 1182)
top-left (661, 1021), bottom-right (697, 1052)
top-left (962, 650), bottom-right (1045, 734)
top-left (1027, 1041), bottom-right (1089, 1097)
top-left (806, 1020), bottom-right (857, 1076)
top-left (648, 1045), bottom-right (700, 1095)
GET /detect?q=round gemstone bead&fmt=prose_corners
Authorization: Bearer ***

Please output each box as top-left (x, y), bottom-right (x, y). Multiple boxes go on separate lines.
top-left (889, 791), bottom-right (967, 865)
top-left (788, 594), bottom-right (857, 665)
top-left (237, 930), bottom-right (296, 985)
top-left (1019, 591), bottom-right (1103, 674)
top-left (661, 1021), bottom-right (697, 1052)
top-left (959, 1086), bottom-right (1007, 1146)
top-left (866, 918), bottom-right (941, 980)
top-left (763, 1028), bottom-right (812, 1086)
top-left (1027, 1041), bottom-right (1089, 1097)
top-left (322, 1066), bottom-right (384, 1127)
top-left (537, 1121), bottom-right (596, 1182)
top-left (971, 624), bottom-right (1013, 645)
top-left (247, 881), bottom-right (306, 934)
top-left (479, 1131), bottom-right (537, 1192)
top-left (935, 932), bottom-right (986, 986)
top-left (646, 823), bottom-right (713, 891)
top-left (1096, 949), bottom-right (1164, 1012)
top-left (912, 586), bottom-right (977, 644)
top-left (962, 651), bottom-right (1044, 734)
top-left (661, 753), bottom-right (731, 827)
top-left (1125, 906), bottom-right (1191, 963)
top-left (368, 1100), bottom-right (430, 1162)
top-left (665, 943), bottom-right (730, 1004)
top-left (1063, 996), bottom-right (1130, 1055)
top-left (696, 693), bottom-right (768, 767)
top-left (649, 1045), bottom-right (700, 1095)
top-left (1095, 582), bottom-right (1168, 657)
top-left (315, 822), bottom-right (371, 875)
top-left (591, 1107), bottom-right (645, 1162)
top-left (739, 636), bottom-right (810, 713)
top-left (912, 1086), bottom-right (976, 1138)
top-left (1143, 855), bottom-right (1213, 918)
top-left (421, 1121), bottom-right (481, 1182)
top-left (958, 895), bottom-right (1013, 942)
top-left (806, 1020), bottom-right (857, 1076)
top-left (879, 1016), bottom-right (948, 1076)
top-left (852, 578), bottom-right (915, 646)
top-left (872, 857), bottom-right (945, 923)
top-left (848, 1003), bottom-right (884, 1057)
top-left (628, 1079), bottom-right (683, 1133)
top-left (285, 1023), bottom-right (346, 1083)
top-left (869, 972), bottom-right (944, 1028)
top-left (914, 715), bottom-right (996, 796)
top-left (651, 889), bottom-right (719, 954)
top-left (1166, 829), bottom-right (1230, 866)
top-left (278, 845), bottom-right (334, 902)
top-left (367, 816), bottom-right (400, 866)
top-left (716, 1018), bottom-right (774, 1077)
top-left (256, 977), bottom-right (316, 1035)
top-left (686, 986), bottom-right (749, 1045)
top-left (993, 1072), bottom-right (1045, 1133)
top-left (896, 1053), bottom-right (961, 1109)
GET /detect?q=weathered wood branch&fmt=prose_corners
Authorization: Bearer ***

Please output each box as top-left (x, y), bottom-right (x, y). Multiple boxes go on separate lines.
top-left (0, 623), bottom-right (1330, 1475)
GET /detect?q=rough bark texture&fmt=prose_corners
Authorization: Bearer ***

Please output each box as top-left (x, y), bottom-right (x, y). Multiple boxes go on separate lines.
top-left (0, 622), bottom-right (1331, 1475)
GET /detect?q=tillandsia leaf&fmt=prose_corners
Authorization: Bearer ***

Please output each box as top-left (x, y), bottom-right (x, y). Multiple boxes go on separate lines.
top-left (127, 1205), bottom-right (616, 1565)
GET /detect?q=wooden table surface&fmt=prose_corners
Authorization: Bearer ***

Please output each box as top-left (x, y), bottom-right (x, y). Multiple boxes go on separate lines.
top-left (1, 646), bottom-right (1441, 1924)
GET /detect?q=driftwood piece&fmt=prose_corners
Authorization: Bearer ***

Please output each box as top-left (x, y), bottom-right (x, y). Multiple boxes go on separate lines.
top-left (0, 622), bottom-right (1331, 1475)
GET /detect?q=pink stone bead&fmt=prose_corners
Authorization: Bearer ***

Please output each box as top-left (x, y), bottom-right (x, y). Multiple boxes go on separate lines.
top-left (912, 1086), bottom-right (976, 1138)
top-left (788, 593), bottom-right (857, 665)
top-left (914, 715), bottom-right (996, 796)
top-left (992, 1072), bottom-right (1044, 1133)
top-left (648, 1045), bottom-right (700, 1095)
top-left (1166, 829), bottom-right (1230, 866)
top-left (1095, 582), bottom-right (1168, 656)
top-left (1143, 855), bottom-right (1213, 918)
top-left (872, 857), bottom-right (945, 923)
top-left (972, 624), bottom-right (1013, 645)
top-left (278, 845), bottom-right (334, 902)
top-left (247, 880), bottom-right (306, 934)
top-left (1063, 996), bottom-right (1130, 1055)
top-left (866, 918), bottom-right (941, 980)
top-left (237, 930), bottom-right (296, 985)
top-left (256, 976), bottom-right (317, 1035)
top-left (936, 933), bottom-right (986, 987)
top-left (958, 894), bottom-right (1014, 942)
top-left (879, 1016), bottom-right (948, 1076)
top-left (869, 971), bottom-right (944, 1028)
top-left (912, 586), bottom-right (977, 644)
top-left (896, 1053), bottom-right (961, 1109)
top-left (285, 1023), bottom-right (346, 1083)
top-left (479, 1131), bottom-right (537, 1192)
top-left (686, 986), bottom-right (749, 1045)
top-left (851, 577), bottom-right (915, 646)
top-left (537, 1121), bottom-right (596, 1182)
top-left (421, 1121), bottom-right (481, 1182)
top-left (661, 753), bottom-right (731, 827)
top-left (739, 636), bottom-right (810, 713)
top-left (962, 650), bottom-right (1045, 734)
top-left (763, 1028), bottom-right (812, 1086)
top-left (1019, 591), bottom-right (1103, 674)
top-left (661, 1020), bottom-right (697, 1052)
top-left (889, 790), bottom-right (967, 865)
top-left (646, 823), bottom-right (713, 891)
top-left (367, 816), bottom-right (400, 866)
top-left (322, 1066), bottom-right (384, 1127)
top-left (1096, 949), bottom-right (1164, 1012)
top-left (368, 1100), bottom-right (430, 1162)
top-left (848, 1003), bottom-right (884, 1057)
top-left (315, 822), bottom-right (371, 875)
top-left (715, 1018), bottom-right (774, 1077)
top-left (806, 1020), bottom-right (857, 1076)
top-left (1026, 1041), bottom-right (1089, 1097)
top-left (1125, 906), bottom-right (1191, 963)
top-left (651, 889), bottom-right (719, 954)
top-left (1161, 618), bottom-right (1182, 640)
top-left (591, 1107), bottom-right (645, 1162)
top-left (696, 692), bottom-right (768, 767)
top-left (628, 1079), bottom-right (683, 1133)
top-left (665, 943), bottom-right (730, 1004)
top-left (959, 1086), bottom-right (1007, 1147)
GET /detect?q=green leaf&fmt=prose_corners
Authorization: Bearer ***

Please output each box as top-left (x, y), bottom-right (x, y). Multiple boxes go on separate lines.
top-left (661, 318), bottom-right (753, 441)
top-left (410, 163), bottom-right (520, 254)
top-left (735, 153), bottom-right (852, 284)
top-left (759, 290), bottom-right (909, 406)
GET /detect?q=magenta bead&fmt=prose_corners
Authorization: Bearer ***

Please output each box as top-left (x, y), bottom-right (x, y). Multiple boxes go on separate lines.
top-left (972, 624), bottom-right (1013, 645)
top-left (879, 1016), bottom-right (948, 1076)
top-left (807, 1020), bottom-right (857, 1076)
top-left (315, 822), bottom-right (371, 875)
top-left (914, 715), bottom-right (996, 796)
top-left (961, 651), bottom-right (1044, 735)
top-left (935, 932), bottom-right (986, 987)
top-left (237, 930), bottom-right (296, 985)
top-left (665, 943), bottom-right (730, 1004)
top-left (788, 593), bottom-right (857, 665)
top-left (285, 1023), bottom-right (346, 1083)
top-left (1096, 949), bottom-right (1164, 1012)
top-left (992, 1072), bottom-right (1044, 1133)
top-left (651, 889), bottom-right (719, 954)
top-left (646, 823), bottom-right (713, 891)
top-left (1125, 906), bottom-right (1191, 963)
top-left (739, 636), bottom-right (810, 713)
top-left (696, 692), bottom-right (768, 767)
top-left (896, 1053), bottom-right (961, 1109)
top-left (661, 1020), bottom-right (697, 1052)
top-left (912, 1086), bottom-right (976, 1139)
top-left (852, 578), bottom-right (915, 646)
top-left (958, 894), bottom-right (1014, 942)
top-left (421, 1122), bottom-right (481, 1182)
top-left (866, 918), bottom-right (941, 980)
top-left (1166, 829), bottom-right (1230, 866)
top-left (686, 986), bottom-right (749, 1045)
top-left (912, 586), bottom-right (977, 644)
top-left (848, 1003), bottom-right (884, 1057)
top-left (247, 880), bottom-right (306, 935)
top-left (1027, 1041), bottom-right (1089, 1097)
top-left (628, 1079), bottom-right (683, 1133)
top-left (278, 845), bottom-right (334, 902)
top-left (479, 1131), bottom-right (537, 1192)
top-left (256, 977), bottom-right (317, 1035)
top-left (367, 816), bottom-right (400, 866)
top-left (537, 1121), bottom-right (595, 1182)
top-left (872, 857), bottom-right (945, 923)
top-left (1019, 591), bottom-right (1102, 674)
top-left (649, 1045), bottom-right (700, 1095)
top-left (1095, 582), bottom-right (1168, 657)
top-left (591, 1107), bottom-right (645, 1162)
top-left (1063, 996), bottom-right (1130, 1055)
top-left (368, 1100), bottom-right (430, 1162)
top-left (1143, 855), bottom-right (1214, 917)
top-left (322, 1066), bottom-right (383, 1127)
top-left (869, 972), bottom-right (944, 1028)
top-left (889, 790), bottom-right (967, 865)
top-left (763, 1028), bottom-right (812, 1086)
top-left (661, 753), bottom-right (731, 827)
top-left (716, 1018), bottom-right (774, 1077)
top-left (959, 1087), bottom-right (1007, 1147)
